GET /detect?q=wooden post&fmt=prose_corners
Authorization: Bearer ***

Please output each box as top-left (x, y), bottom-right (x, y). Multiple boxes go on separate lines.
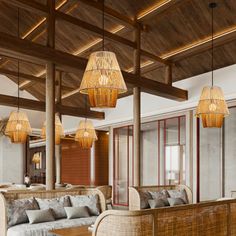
top-left (133, 25), bottom-right (141, 187)
top-left (55, 71), bottom-right (62, 184)
top-left (165, 65), bottom-right (172, 85)
top-left (46, 0), bottom-right (55, 190)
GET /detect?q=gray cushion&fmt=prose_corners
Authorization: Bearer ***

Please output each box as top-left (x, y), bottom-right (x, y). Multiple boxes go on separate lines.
top-left (7, 198), bottom-right (39, 227)
top-left (167, 189), bottom-right (189, 204)
top-left (168, 197), bottom-right (186, 206)
top-left (140, 191), bottom-right (152, 209)
top-left (36, 196), bottom-right (71, 219)
top-left (69, 194), bottom-right (100, 216)
top-left (26, 209), bottom-right (55, 224)
top-left (7, 217), bottom-right (98, 236)
top-left (148, 190), bottom-right (170, 206)
top-left (148, 199), bottom-right (166, 209)
top-left (64, 206), bottom-right (90, 219)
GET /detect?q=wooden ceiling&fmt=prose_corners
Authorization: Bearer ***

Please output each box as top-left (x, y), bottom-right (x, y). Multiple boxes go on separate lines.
top-left (0, 0), bottom-right (235, 113)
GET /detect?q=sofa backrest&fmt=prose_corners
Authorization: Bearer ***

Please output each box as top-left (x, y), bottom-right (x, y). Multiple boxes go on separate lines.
top-left (93, 199), bottom-right (236, 236)
top-left (0, 188), bottom-right (106, 236)
top-left (129, 185), bottom-right (192, 210)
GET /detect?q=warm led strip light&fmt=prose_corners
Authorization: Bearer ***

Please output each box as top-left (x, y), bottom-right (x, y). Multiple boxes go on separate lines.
top-left (22, 0), bottom-right (68, 39)
top-left (161, 26), bottom-right (236, 59)
top-left (137, 0), bottom-right (171, 19)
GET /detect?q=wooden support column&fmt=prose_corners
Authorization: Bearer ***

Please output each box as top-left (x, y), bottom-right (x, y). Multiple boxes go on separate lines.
top-left (55, 71), bottom-right (62, 184)
top-left (133, 25), bottom-right (141, 187)
top-left (165, 65), bottom-right (172, 85)
top-left (46, 0), bottom-right (55, 190)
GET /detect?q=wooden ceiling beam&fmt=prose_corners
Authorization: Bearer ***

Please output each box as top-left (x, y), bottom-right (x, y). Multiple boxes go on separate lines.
top-left (0, 67), bottom-right (73, 91)
top-left (0, 32), bottom-right (187, 101)
top-left (2, 0), bottom-right (169, 66)
top-left (0, 94), bottom-right (105, 119)
top-left (122, 71), bottom-right (187, 101)
top-left (55, 11), bottom-right (137, 49)
top-left (78, 0), bottom-right (140, 29)
top-left (0, 0), bottom-right (49, 15)
top-left (55, 11), bottom-right (169, 65)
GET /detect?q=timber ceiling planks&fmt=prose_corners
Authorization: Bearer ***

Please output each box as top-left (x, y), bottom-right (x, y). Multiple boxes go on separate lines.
top-left (0, 0), bottom-right (235, 107)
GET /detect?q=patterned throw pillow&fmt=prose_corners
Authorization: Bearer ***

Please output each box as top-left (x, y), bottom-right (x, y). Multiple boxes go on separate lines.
top-left (36, 196), bottom-right (71, 219)
top-left (140, 191), bottom-right (152, 209)
top-left (167, 189), bottom-right (189, 204)
top-left (7, 198), bottom-right (39, 227)
top-left (148, 190), bottom-right (170, 206)
top-left (69, 194), bottom-right (100, 216)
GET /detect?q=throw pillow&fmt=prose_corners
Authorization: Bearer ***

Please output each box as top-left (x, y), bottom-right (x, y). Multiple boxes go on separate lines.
top-left (69, 194), bottom-right (100, 216)
top-left (7, 198), bottom-right (39, 227)
top-left (168, 197), bottom-right (186, 206)
top-left (26, 209), bottom-right (55, 224)
top-left (64, 206), bottom-right (90, 219)
top-left (148, 190), bottom-right (170, 206)
top-left (167, 189), bottom-right (189, 204)
top-left (140, 191), bottom-right (152, 209)
top-left (148, 199), bottom-right (166, 209)
top-left (36, 196), bottom-right (71, 219)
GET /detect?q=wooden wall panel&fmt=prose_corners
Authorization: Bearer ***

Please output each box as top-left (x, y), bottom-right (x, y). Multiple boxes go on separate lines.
top-left (93, 131), bottom-right (109, 186)
top-left (61, 139), bottom-right (91, 185)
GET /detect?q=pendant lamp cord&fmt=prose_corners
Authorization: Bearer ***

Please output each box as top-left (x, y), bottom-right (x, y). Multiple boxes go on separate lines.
top-left (211, 4), bottom-right (214, 87)
top-left (17, 7), bottom-right (20, 111)
top-left (102, 0), bottom-right (105, 51)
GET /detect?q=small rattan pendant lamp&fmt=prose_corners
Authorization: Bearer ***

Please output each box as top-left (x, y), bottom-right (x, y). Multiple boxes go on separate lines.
top-left (196, 2), bottom-right (229, 128)
top-left (75, 97), bottom-right (97, 149)
top-left (5, 8), bottom-right (32, 143)
top-left (41, 114), bottom-right (65, 145)
top-left (79, 0), bottom-right (127, 108)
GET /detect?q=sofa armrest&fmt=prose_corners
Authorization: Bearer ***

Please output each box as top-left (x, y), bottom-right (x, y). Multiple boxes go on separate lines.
top-left (93, 210), bottom-right (154, 236)
top-left (128, 187), bottom-right (141, 210)
top-left (0, 193), bottom-right (7, 236)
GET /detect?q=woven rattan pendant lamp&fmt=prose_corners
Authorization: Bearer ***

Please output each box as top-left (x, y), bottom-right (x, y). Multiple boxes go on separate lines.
top-left (75, 119), bottom-right (98, 149)
top-left (5, 9), bottom-right (32, 143)
top-left (75, 95), bottom-right (97, 149)
top-left (196, 3), bottom-right (229, 128)
top-left (79, 0), bottom-right (127, 108)
top-left (41, 114), bottom-right (65, 145)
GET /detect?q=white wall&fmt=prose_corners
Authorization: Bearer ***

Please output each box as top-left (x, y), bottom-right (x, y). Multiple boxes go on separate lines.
top-left (0, 136), bottom-right (25, 184)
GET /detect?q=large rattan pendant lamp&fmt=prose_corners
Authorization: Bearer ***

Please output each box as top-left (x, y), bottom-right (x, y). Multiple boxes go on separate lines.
top-left (41, 114), bottom-right (65, 145)
top-left (196, 2), bottom-right (229, 128)
top-left (79, 0), bottom-right (127, 108)
top-left (75, 97), bottom-right (97, 149)
top-left (5, 8), bottom-right (32, 143)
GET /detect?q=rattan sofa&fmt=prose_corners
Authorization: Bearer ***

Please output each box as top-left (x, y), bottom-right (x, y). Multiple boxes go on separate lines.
top-left (93, 198), bottom-right (236, 236)
top-left (129, 185), bottom-right (193, 210)
top-left (0, 188), bottom-right (106, 236)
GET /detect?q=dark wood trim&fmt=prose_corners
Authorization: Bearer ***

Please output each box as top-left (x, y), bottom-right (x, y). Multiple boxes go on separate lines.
top-left (0, 94), bottom-right (105, 119)
top-left (0, 32), bottom-right (187, 101)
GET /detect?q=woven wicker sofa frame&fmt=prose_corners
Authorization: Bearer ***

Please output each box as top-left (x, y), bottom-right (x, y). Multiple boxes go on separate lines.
top-left (129, 185), bottom-right (193, 210)
top-left (93, 198), bottom-right (236, 236)
top-left (0, 188), bottom-right (106, 236)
